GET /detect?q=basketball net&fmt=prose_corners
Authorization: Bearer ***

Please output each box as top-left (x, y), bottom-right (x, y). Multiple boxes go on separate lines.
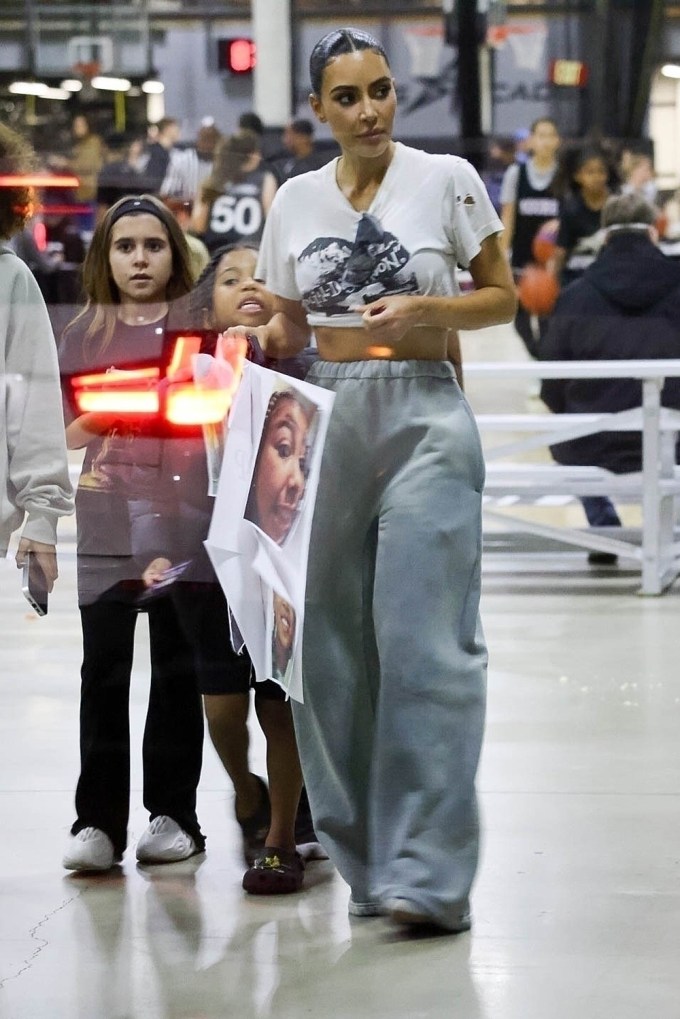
top-left (487, 23), bottom-right (547, 73)
top-left (403, 24), bottom-right (445, 79)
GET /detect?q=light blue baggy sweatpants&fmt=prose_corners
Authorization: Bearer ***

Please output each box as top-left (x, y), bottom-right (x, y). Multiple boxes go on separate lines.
top-left (292, 359), bottom-right (488, 929)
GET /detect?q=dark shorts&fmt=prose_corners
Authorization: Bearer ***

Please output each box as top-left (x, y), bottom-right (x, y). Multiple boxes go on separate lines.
top-left (171, 581), bottom-right (285, 700)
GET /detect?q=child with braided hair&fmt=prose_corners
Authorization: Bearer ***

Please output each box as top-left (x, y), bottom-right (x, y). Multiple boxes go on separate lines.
top-left (138, 244), bottom-right (323, 893)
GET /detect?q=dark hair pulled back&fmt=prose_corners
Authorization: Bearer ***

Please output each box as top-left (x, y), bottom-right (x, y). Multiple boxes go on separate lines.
top-left (309, 27), bottom-right (389, 95)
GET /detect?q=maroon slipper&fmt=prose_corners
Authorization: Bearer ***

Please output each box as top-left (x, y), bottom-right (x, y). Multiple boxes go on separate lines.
top-left (242, 846), bottom-right (305, 895)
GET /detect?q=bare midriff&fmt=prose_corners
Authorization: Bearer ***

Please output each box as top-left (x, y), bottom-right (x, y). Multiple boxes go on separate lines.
top-left (314, 324), bottom-right (450, 362)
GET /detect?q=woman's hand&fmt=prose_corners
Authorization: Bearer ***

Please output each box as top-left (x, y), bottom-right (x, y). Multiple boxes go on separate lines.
top-left (66, 413), bottom-right (122, 450)
top-left (15, 538), bottom-right (58, 592)
top-left (142, 557), bottom-right (172, 588)
top-left (348, 235), bottom-right (515, 347)
top-left (354, 295), bottom-right (420, 345)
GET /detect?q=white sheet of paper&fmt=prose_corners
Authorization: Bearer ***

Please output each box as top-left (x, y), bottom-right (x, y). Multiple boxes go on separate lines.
top-left (205, 361), bottom-right (335, 701)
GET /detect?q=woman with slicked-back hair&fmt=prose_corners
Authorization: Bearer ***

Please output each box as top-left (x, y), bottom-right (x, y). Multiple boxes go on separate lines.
top-left (236, 27), bottom-right (516, 932)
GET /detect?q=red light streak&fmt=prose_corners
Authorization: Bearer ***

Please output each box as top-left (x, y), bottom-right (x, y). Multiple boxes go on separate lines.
top-left (0, 174), bottom-right (81, 188)
top-left (33, 220), bottom-right (47, 252)
top-left (76, 391), bottom-right (160, 414)
top-left (165, 386), bottom-right (233, 425)
top-left (71, 367), bottom-right (160, 389)
top-left (166, 335), bottom-right (202, 379)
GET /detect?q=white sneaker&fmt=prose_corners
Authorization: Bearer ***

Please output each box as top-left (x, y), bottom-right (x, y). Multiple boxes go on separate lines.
top-left (136, 815), bottom-right (199, 864)
top-left (384, 897), bottom-right (471, 933)
top-left (63, 827), bottom-right (117, 872)
top-left (296, 839), bottom-right (329, 863)
top-left (348, 898), bottom-right (382, 917)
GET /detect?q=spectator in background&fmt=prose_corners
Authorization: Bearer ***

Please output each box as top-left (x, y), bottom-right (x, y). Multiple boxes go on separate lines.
top-left (500, 117), bottom-right (561, 358)
top-left (196, 121), bottom-right (222, 171)
top-left (0, 123), bottom-right (74, 589)
top-left (96, 132), bottom-right (148, 221)
top-left (549, 145), bottom-right (612, 287)
top-left (275, 119), bottom-right (327, 182)
top-left (540, 193), bottom-right (680, 563)
top-left (484, 136), bottom-right (517, 213)
top-left (238, 111), bottom-right (282, 168)
top-left (163, 198), bottom-right (210, 280)
top-left (22, 156), bottom-right (88, 331)
top-left (190, 131), bottom-right (277, 254)
top-left (161, 120), bottom-right (223, 204)
top-left (239, 112), bottom-right (264, 136)
top-left (39, 149), bottom-right (88, 261)
top-left (145, 117), bottom-right (181, 194)
top-left (70, 114), bottom-right (105, 205)
top-left (621, 150), bottom-right (658, 207)
top-left (660, 186), bottom-right (680, 240)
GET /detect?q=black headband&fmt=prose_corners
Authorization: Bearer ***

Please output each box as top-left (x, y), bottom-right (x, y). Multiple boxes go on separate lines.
top-left (109, 196), bottom-right (166, 228)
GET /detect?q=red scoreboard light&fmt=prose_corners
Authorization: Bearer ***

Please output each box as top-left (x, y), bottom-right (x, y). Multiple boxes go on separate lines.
top-left (218, 38), bottom-right (256, 74)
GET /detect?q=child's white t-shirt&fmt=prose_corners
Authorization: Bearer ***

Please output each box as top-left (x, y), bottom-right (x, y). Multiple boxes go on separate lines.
top-left (257, 141), bottom-right (503, 329)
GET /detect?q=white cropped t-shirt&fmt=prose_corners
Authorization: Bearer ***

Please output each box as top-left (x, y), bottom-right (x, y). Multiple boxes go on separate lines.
top-left (256, 142), bottom-right (503, 328)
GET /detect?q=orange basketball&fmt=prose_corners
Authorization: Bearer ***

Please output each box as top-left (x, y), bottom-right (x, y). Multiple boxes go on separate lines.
top-left (517, 264), bottom-right (560, 316)
top-left (531, 218), bottom-right (559, 265)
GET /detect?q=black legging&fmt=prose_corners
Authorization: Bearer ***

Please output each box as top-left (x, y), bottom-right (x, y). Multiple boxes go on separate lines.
top-left (72, 590), bottom-right (205, 858)
top-left (514, 305), bottom-right (551, 361)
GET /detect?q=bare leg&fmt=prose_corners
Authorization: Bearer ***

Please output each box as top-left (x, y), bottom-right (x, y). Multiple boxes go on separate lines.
top-left (254, 696), bottom-right (302, 852)
top-left (203, 693), bottom-right (262, 819)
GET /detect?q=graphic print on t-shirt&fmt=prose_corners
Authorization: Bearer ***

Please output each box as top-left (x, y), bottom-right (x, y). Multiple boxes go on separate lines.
top-left (297, 213), bottom-right (419, 316)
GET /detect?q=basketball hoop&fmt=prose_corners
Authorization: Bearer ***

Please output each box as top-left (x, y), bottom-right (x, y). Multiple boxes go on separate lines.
top-left (404, 25), bottom-right (445, 79)
top-left (72, 60), bottom-right (101, 81)
top-left (486, 22), bottom-right (547, 73)
top-left (67, 35), bottom-right (113, 79)
top-left (486, 24), bottom-right (511, 49)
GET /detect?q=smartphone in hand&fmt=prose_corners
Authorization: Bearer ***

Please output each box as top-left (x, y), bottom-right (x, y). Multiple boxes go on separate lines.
top-left (22, 552), bottom-right (48, 616)
top-left (136, 560), bottom-right (192, 607)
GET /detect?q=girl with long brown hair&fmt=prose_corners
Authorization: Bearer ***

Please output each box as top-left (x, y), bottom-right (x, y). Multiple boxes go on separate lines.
top-left (59, 194), bottom-right (205, 872)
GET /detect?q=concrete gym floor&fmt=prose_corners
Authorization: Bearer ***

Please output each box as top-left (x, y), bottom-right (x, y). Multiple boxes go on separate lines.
top-left (1, 324), bottom-right (678, 1018)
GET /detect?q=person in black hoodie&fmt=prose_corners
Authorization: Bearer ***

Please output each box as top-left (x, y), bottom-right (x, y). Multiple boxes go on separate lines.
top-left (540, 192), bottom-right (680, 558)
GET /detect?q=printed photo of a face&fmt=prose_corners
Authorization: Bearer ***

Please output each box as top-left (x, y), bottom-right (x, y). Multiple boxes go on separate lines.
top-left (244, 385), bottom-right (318, 547)
top-left (271, 591), bottom-right (296, 684)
